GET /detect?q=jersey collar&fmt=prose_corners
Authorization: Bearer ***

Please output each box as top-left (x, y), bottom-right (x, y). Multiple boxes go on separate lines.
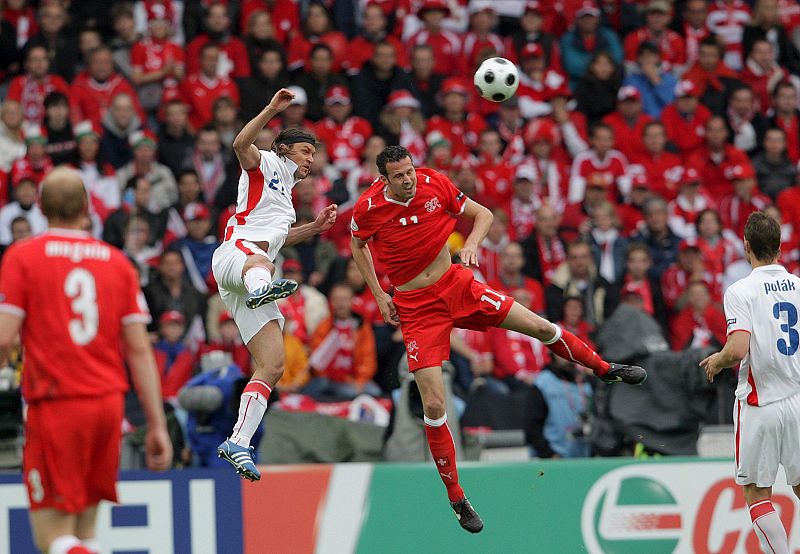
top-left (282, 157), bottom-right (300, 184)
top-left (45, 228), bottom-right (91, 238)
top-left (383, 186), bottom-right (413, 207)
top-left (751, 264), bottom-right (786, 274)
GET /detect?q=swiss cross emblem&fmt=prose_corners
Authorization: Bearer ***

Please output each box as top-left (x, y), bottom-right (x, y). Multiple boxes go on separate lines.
top-left (407, 340), bottom-right (418, 353)
top-left (425, 197), bottom-right (441, 213)
top-left (435, 456), bottom-right (450, 467)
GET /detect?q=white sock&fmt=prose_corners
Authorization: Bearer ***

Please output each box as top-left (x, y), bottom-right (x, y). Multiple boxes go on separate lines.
top-left (230, 379), bottom-right (271, 446)
top-left (82, 538), bottom-right (100, 553)
top-left (49, 535), bottom-right (81, 554)
top-left (424, 413), bottom-right (447, 427)
top-left (750, 500), bottom-right (789, 554)
top-left (541, 323), bottom-right (562, 345)
top-left (243, 266), bottom-right (272, 294)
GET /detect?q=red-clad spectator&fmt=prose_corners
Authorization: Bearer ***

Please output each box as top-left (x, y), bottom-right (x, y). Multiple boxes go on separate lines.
top-left (474, 128), bottom-right (514, 207)
top-left (186, 2), bottom-right (250, 79)
top-left (706, 0), bottom-right (752, 70)
top-left (239, 0), bottom-right (299, 45)
top-left (278, 259), bottom-right (331, 347)
top-left (624, 0), bottom-right (686, 69)
top-left (520, 122), bottom-right (570, 211)
top-left (620, 243), bottom-right (666, 323)
top-left (266, 85), bottom-right (313, 132)
top-left (10, 126), bottom-right (53, 188)
top-left (680, 37), bottom-right (740, 116)
top-left (522, 204), bottom-right (567, 286)
top-left (461, 5), bottom-right (504, 73)
top-left (629, 121), bottom-right (683, 200)
top-left (540, 88), bottom-right (591, 160)
top-left (719, 163), bottom-right (771, 238)
top-left (198, 311), bottom-right (252, 374)
top-left (286, 3), bottom-right (349, 73)
top-left (6, 46), bottom-right (69, 125)
top-left (694, 208), bottom-right (740, 295)
top-left (779, 0), bottom-right (800, 33)
top-left (378, 90), bottom-right (427, 163)
top-left (687, 115), bottom-right (750, 202)
top-left (668, 167), bottom-right (713, 239)
top-left (768, 81), bottom-right (800, 164)
top-left (558, 296), bottom-right (596, 350)
top-left (661, 79), bottom-right (713, 159)
top-left (130, 12), bottom-right (185, 112)
top-left (616, 174), bottom-right (650, 234)
top-left (426, 78), bottom-right (487, 159)
top-left (72, 121), bottom-right (120, 217)
top-left (69, 46), bottom-right (145, 128)
top-left (517, 43), bottom-right (571, 120)
top-left (407, 0), bottom-right (463, 77)
top-left (660, 240), bottom-right (715, 312)
top-left (477, 208), bottom-right (511, 283)
top-left (601, 86), bottom-right (653, 161)
top-left (3, 0), bottom-right (37, 49)
top-left (765, 205), bottom-right (800, 274)
top-left (347, 3), bottom-right (407, 75)
top-left (561, 182), bottom-right (608, 242)
top-left (313, 86), bottom-right (373, 173)
top-left (679, 0), bottom-right (711, 66)
top-left (154, 311), bottom-right (196, 400)
top-left (568, 123), bottom-right (629, 204)
top-left (488, 241), bottom-right (547, 313)
top-left (180, 44), bottom-right (240, 131)
top-left (505, 1), bottom-right (563, 71)
top-left (726, 84), bottom-right (770, 157)
top-left (739, 39), bottom-right (796, 114)
top-left (505, 168), bottom-right (543, 242)
top-left (670, 280), bottom-right (727, 350)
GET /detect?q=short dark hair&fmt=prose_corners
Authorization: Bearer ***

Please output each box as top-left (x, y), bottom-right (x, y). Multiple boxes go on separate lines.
top-left (590, 122), bottom-right (614, 139)
top-left (636, 41), bottom-right (660, 58)
top-left (271, 127), bottom-right (316, 156)
top-left (376, 145), bottom-right (412, 177)
top-left (745, 211), bottom-right (781, 262)
top-left (177, 168), bottom-right (200, 182)
top-left (626, 242), bottom-right (652, 260)
top-left (44, 91), bottom-right (68, 108)
top-left (774, 81), bottom-right (797, 98)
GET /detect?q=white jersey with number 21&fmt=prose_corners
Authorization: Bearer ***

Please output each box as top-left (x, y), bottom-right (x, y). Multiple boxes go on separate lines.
top-left (725, 264), bottom-right (800, 406)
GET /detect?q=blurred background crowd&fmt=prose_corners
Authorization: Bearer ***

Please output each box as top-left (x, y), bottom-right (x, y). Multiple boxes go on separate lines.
top-left (0, 0), bottom-right (791, 466)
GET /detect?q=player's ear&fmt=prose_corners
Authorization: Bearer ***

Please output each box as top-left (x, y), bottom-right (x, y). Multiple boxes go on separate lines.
top-left (379, 174), bottom-right (388, 185)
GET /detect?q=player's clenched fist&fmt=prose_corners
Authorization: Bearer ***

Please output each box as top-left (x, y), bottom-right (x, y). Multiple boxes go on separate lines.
top-left (377, 292), bottom-right (400, 326)
top-left (145, 426), bottom-right (174, 471)
top-left (268, 88), bottom-right (296, 112)
top-left (314, 204), bottom-right (337, 232)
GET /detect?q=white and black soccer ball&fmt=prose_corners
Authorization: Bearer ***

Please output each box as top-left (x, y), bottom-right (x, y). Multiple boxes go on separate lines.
top-left (473, 57), bottom-right (520, 102)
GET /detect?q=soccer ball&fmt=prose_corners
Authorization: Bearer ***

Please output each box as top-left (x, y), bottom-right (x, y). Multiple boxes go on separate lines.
top-left (473, 57), bottom-right (520, 102)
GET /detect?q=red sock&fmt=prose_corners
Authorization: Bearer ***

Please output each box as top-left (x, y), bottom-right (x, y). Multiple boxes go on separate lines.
top-left (424, 414), bottom-right (464, 502)
top-left (544, 325), bottom-right (611, 376)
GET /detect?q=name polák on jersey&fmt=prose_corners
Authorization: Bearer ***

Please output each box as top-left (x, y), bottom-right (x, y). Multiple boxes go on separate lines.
top-left (764, 278), bottom-right (797, 295)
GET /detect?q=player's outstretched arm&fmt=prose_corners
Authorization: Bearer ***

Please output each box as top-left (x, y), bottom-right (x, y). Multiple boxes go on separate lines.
top-left (122, 322), bottom-right (173, 471)
top-left (699, 330), bottom-right (750, 382)
top-left (458, 199), bottom-right (493, 268)
top-left (284, 205), bottom-right (337, 247)
top-left (232, 88), bottom-right (295, 171)
top-left (351, 236), bottom-right (400, 325)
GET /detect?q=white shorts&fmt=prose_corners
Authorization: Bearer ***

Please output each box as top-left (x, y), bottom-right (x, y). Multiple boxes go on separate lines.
top-left (211, 239), bottom-right (284, 344)
top-left (734, 392), bottom-right (800, 487)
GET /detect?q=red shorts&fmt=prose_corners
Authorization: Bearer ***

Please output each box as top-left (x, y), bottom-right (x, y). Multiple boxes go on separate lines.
top-left (24, 394), bottom-right (123, 513)
top-left (393, 264), bottom-right (514, 371)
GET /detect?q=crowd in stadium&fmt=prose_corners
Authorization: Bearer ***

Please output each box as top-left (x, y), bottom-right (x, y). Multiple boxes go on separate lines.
top-left (0, 0), bottom-right (796, 461)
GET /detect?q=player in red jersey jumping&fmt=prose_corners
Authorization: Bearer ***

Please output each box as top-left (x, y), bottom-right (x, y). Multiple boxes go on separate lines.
top-left (0, 168), bottom-right (172, 554)
top-left (351, 146), bottom-right (647, 533)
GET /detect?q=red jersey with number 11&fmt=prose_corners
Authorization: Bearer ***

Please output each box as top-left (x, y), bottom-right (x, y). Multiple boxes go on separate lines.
top-left (350, 168), bottom-right (467, 286)
top-left (0, 230), bottom-right (151, 401)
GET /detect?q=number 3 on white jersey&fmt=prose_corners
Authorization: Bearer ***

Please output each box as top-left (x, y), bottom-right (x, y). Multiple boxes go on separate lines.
top-left (64, 268), bottom-right (99, 345)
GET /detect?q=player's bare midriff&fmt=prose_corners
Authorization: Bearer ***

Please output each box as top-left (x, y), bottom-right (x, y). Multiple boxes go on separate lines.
top-left (395, 245), bottom-right (452, 291)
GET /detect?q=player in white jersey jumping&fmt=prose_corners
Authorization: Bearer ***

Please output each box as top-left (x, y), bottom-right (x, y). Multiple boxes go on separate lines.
top-left (702, 211), bottom-right (800, 554)
top-left (213, 89), bottom-right (336, 480)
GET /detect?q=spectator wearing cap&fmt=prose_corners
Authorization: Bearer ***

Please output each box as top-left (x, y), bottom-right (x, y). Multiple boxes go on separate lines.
top-left (293, 44), bottom-right (349, 122)
top-left (180, 43), bottom-right (240, 131)
top-left (693, 208), bottom-right (741, 291)
top-left (631, 196), bottom-right (683, 279)
top-left (72, 121), bottom-right (119, 215)
top-left (629, 121), bottom-right (683, 201)
top-left (242, 10), bottom-right (283, 75)
top-left (0, 176), bottom-right (46, 246)
top-left (99, 93), bottom-right (143, 170)
top-left (600, 84), bottom-right (653, 162)
top-left (517, 42), bottom-right (571, 120)
top-left (239, 46), bottom-right (290, 122)
top-left (502, 166), bottom-right (543, 241)
top-left (6, 45), bottom-right (69, 126)
top-left (546, 240), bottom-right (614, 326)
top-left (740, 39), bottom-right (798, 115)
top-left (568, 123), bottom-right (628, 204)
top-left (719, 162), bottom-right (771, 238)
top-left (10, 125), bottom-right (53, 188)
top-left (426, 77), bottom-right (487, 159)
top-left (154, 310), bottom-right (195, 400)
top-left (768, 82), bottom-right (800, 164)
top-left (346, 3), bottom-right (407, 76)
top-left (743, 0), bottom-right (800, 74)
top-left (25, 3), bottom-right (77, 82)
top-left (406, 0), bottom-right (463, 77)
top-left (505, 1), bottom-right (563, 72)
top-left (286, 2), bottom-right (349, 73)
top-left (752, 128), bottom-right (797, 200)
top-left (185, 2), bottom-right (250, 79)
top-left (104, 175), bottom-right (168, 248)
top-left (559, 0), bottom-right (623, 87)
top-left (680, 36), bottom-right (740, 116)
top-left (407, 44), bottom-right (446, 119)
top-left (378, 90), bottom-right (426, 162)
top-left (461, 5), bottom-right (505, 73)
top-left (117, 130), bottom-right (178, 211)
top-left (69, 46), bottom-right (145, 129)
top-left (706, 0), bottom-right (752, 71)
top-left (687, 115), bottom-right (750, 201)
top-left (585, 199), bottom-right (629, 284)
top-left (624, 0), bottom-right (686, 71)
top-left (351, 41), bottom-right (413, 129)
top-left (158, 100), bottom-right (195, 176)
top-left (313, 86), bottom-right (374, 173)
top-left (183, 126), bottom-right (238, 208)
top-left (144, 249), bottom-right (208, 336)
top-left (42, 92), bottom-right (76, 166)
top-left (0, 101), bottom-right (25, 173)
top-left (659, 238), bottom-right (714, 312)
top-left (616, 243), bottom-right (667, 329)
top-left (574, 52), bottom-right (623, 125)
top-left (266, 85), bottom-right (314, 132)
top-left (667, 167), bottom-right (713, 239)
top-left (661, 79), bottom-right (712, 159)
top-left (172, 202), bottom-right (219, 293)
top-left (277, 258), bottom-right (330, 346)
top-left (622, 42), bottom-right (677, 118)
top-left (670, 280), bottom-right (726, 350)
top-left (130, 9), bottom-right (185, 114)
